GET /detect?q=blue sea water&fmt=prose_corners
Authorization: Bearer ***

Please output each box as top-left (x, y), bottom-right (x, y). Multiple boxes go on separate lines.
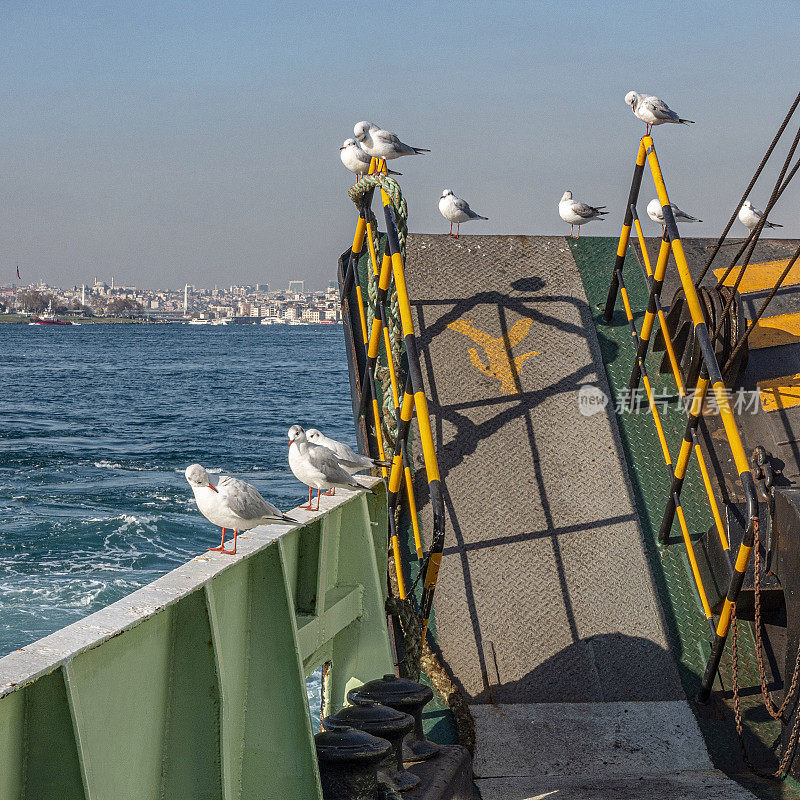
top-left (0, 322), bottom-right (354, 723)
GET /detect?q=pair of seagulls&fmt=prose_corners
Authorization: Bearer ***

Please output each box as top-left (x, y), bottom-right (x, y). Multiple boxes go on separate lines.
top-left (558, 193), bottom-right (701, 238)
top-left (339, 120), bottom-right (429, 178)
top-left (185, 427), bottom-right (382, 554)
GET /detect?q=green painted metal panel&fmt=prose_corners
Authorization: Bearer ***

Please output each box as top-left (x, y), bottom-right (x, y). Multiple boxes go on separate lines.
top-left (0, 486), bottom-right (391, 800)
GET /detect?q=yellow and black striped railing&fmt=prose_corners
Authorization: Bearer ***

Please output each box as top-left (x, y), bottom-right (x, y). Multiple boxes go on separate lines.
top-left (605, 135), bottom-right (759, 703)
top-left (338, 159), bottom-right (445, 642)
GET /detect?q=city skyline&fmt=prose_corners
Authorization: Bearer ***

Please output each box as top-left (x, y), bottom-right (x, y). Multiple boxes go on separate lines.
top-left (0, 2), bottom-right (798, 288)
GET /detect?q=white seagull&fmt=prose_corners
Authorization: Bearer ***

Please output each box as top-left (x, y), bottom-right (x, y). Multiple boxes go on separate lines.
top-left (438, 190), bottom-right (488, 238)
top-left (558, 191), bottom-right (608, 238)
top-left (624, 92), bottom-right (694, 136)
top-left (646, 198), bottom-right (702, 233)
top-left (306, 428), bottom-right (388, 475)
top-left (738, 200), bottom-right (783, 233)
top-left (340, 139), bottom-right (401, 179)
top-left (288, 425), bottom-right (374, 511)
top-left (353, 121), bottom-right (429, 161)
top-left (185, 463), bottom-right (297, 555)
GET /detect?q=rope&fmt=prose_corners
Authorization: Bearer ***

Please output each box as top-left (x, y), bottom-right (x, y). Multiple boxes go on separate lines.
top-left (351, 172), bottom-right (476, 758)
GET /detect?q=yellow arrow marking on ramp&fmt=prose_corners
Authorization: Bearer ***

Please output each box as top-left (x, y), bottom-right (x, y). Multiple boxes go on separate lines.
top-left (447, 317), bottom-right (539, 395)
top-left (714, 259), bottom-right (800, 294)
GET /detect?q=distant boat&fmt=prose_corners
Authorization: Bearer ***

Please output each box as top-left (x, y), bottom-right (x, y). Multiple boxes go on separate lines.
top-left (260, 317), bottom-right (286, 325)
top-left (188, 318), bottom-right (230, 326)
top-left (29, 301), bottom-right (73, 326)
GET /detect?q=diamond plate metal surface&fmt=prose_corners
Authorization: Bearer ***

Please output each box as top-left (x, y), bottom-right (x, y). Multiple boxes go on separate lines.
top-left (403, 233), bottom-right (682, 705)
top-left (571, 236), bottom-right (800, 800)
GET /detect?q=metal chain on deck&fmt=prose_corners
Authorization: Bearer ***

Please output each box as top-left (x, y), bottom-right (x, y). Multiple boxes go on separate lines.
top-left (730, 516), bottom-right (800, 778)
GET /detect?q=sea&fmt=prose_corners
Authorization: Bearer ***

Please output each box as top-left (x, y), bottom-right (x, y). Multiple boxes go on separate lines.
top-left (0, 322), bottom-right (354, 725)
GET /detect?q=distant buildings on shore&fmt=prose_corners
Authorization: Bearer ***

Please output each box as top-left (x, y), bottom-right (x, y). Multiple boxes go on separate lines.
top-left (0, 278), bottom-right (343, 324)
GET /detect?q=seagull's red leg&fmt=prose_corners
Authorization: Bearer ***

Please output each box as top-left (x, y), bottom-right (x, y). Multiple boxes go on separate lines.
top-left (221, 529), bottom-right (238, 555)
top-left (449, 221), bottom-right (453, 237)
top-left (324, 488), bottom-right (335, 495)
top-left (576, 226), bottom-right (581, 239)
top-left (456, 222), bottom-right (460, 238)
top-left (300, 486), bottom-right (314, 509)
top-left (313, 490), bottom-right (321, 511)
top-left (208, 528), bottom-right (227, 552)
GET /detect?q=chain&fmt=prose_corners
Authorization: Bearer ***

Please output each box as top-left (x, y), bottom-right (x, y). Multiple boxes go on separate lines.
top-left (730, 518), bottom-right (800, 778)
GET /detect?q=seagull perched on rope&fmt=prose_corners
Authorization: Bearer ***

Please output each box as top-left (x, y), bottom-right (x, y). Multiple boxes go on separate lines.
top-left (738, 200), bottom-right (784, 233)
top-left (185, 464), bottom-right (297, 555)
top-left (646, 198), bottom-right (702, 234)
top-left (353, 121), bottom-right (429, 173)
top-left (624, 92), bottom-right (694, 136)
top-left (339, 139), bottom-right (401, 181)
top-left (438, 190), bottom-right (488, 238)
top-left (558, 191), bottom-right (608, 238)
top-left (288, 425), bottom-right (376, 511)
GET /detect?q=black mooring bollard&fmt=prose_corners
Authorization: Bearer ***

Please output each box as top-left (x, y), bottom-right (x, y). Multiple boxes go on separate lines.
top-left (348, 674), bottom-right (440, 762)
top-left (324, 699), bottom-right (419, 792)
top-left (314, 725), bottom-right (391, 800)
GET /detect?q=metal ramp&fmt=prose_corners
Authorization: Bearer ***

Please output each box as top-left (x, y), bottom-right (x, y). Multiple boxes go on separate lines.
top-left (402, 233), bottom-right (757, 798)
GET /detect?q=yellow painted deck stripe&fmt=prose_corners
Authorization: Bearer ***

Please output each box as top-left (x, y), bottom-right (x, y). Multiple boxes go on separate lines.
top-left (748, 312), bottom-right (800, 350)
top-left (758, 372), bottom-right (800, 412)
top-left (714, 259), bottom-right (799, 294)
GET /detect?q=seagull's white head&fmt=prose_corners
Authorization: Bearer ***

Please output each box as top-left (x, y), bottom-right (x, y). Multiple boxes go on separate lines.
top-left (185, 463), bottom-right (217, 491)
top-left (353, 121), bottom-right (375, 143)
top-left (340, 138), bottom-right (358, 151)
top-left (647, 198), bottom-right (661, 215)
top-left (624, 91), bottom-right (639, 109)
top-left (288, 424), bottom-right (307, 444)
top-left (560, 191), bottom-right (573, 202)
top-left (306, 428), bottom-right (322, 443)
top-left (742, 200), bottom-right (753, 209)
top-left (441, 189), bottom-right (454, 198)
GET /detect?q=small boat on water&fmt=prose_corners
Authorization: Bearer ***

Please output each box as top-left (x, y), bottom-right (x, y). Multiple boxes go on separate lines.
top-left (187, 318), bottom-right (230, 326)
top-left (28, 301), bottom-right (73, 326)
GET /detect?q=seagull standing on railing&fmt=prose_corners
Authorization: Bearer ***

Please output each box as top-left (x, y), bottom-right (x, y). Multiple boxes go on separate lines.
top-left (624, 92), bottom-right (694, 136)
top-left (353, 122), bottom-right (430, 168)
top-left (558, 191), bottom-right (608, 238)
top-left (340, 139), bottom-right (401, 180)
top-left (738, 200), bottom-right (784, 233)
top-left (646, 198), bottom-right (702, 234)
top-left (306, 428), bottom-right (388, 475)
top-left (438, 190), bottom-right (488, 238)
top-left (288, 425), bottom-right (375, 511)
top-left (184, 464), bottom-right (297, 555)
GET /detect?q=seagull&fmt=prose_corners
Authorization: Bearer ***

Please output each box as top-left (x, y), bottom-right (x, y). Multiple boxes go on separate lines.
top-left (558, 191), bottom-right (608, 238)
top-left (624, 92), bottom-right (694, 136)
top-left (306, 428), bottom-right (388, 475)
top-left (340, 139), bottom-right (401, 180)
top-left (738, 200), bottom-right (783, 233)
top-left (353, 122), bottom-right (430, 166)
top-left (288, 425), bottom-right (375, 511)
top-left (646, 198), bottom-right (702, 234)
top-left (438, 190), bottom-right (488, 238)
top-left (184, 464), bottom-right (297, 555)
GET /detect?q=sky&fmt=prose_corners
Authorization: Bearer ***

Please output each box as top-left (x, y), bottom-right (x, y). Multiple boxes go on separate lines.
top-left (0, 1), bottom-right (798, 290)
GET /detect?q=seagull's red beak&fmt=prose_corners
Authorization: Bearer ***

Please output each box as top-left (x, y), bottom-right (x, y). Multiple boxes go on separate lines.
top-left (207, 483), bottom-right (218, 493)
top-left (339, 146), bottom-right (345, 150)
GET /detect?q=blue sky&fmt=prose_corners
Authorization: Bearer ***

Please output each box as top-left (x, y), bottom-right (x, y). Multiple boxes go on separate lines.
top-left (0, 1), bottom-right (798, 289)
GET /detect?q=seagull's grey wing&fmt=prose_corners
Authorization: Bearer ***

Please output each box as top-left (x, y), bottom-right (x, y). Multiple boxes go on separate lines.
top-left (452, 197), bottom-right (472, 214)
top-left (645, 96), bottom-right (679, 122)
top-left (572, 201), bottom-right (601, 219)
top-left (374, 128), bottom-right (415, 154)
top-left (307, 444), bottom-right (358, 485)
top-left (218, 476), bottom-right (280, 519)
top-left (322, 436), bottom-right (360, 462)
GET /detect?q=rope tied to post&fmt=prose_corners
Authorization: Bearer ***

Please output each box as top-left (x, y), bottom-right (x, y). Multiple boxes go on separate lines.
top-left (350, 174), bottom-right (408, 446)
